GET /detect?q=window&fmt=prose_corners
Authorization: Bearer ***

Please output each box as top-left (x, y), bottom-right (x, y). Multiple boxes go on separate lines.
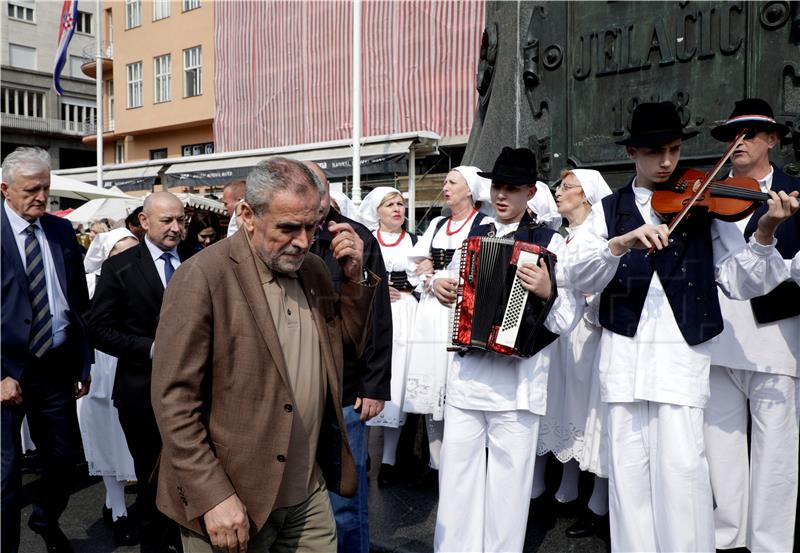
top-left (150, 148), bottom-right (168, 160)
top-left (183, 46), bottom-right (202, 97)
top-left (8, 44), bottom-right (36, 70)
top-left (107, 80), bottom-right (115, 130)
top-left (153, 0), bottom-right (170, 20)
top-left (60, 100), bottom-right (97, 132)
top-left (183, 0), bottom-right (201, 12)
top-left (7, 1), bottom-right (34, 22)
top-left (69, 55), bottom-right (91, 79)
top-left (154, 54), bottom-right (171, 103)
top-left (76, 10), bottom-right (92, 34)
top-left (126, 62), bottom-right (143, 108)
top-left (125, 0), bottom-right (141, 29)
top-left (1, 87), bottom-right (45, 118)
top-left (182, 142), bottom-right (213, 156)
top-left (115, 141), bottom-right (125, 163)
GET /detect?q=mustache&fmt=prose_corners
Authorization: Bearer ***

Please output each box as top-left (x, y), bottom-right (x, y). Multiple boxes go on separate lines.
top-left (280, 246), bottom-right (305, 256)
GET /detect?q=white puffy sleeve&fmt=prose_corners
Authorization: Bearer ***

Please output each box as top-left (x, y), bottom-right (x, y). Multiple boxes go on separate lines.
top-left (542, 233), bottom-right (581, 335)
top-left (792, 251), bottom-right (800, 284)
top-left (566, 201), bottom-right (624, 295)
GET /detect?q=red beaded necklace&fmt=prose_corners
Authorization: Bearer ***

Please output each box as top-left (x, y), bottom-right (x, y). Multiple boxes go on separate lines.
top-left (376, 228), bottom-right (406, 247)
top-left (446, 209), bottom-right (477, 235)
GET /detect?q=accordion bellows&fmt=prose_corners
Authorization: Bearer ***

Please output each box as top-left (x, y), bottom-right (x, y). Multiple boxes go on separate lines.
top-left (451, 236), bottom-right (558, 358)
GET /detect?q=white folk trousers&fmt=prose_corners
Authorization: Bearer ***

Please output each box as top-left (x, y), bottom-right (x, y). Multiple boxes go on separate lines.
top-left (704, 366), bottom-right (799, 552)
top-left (607, 401), bottom-right (715, 552)
top-left (434, 404), bottom-right (539, 553)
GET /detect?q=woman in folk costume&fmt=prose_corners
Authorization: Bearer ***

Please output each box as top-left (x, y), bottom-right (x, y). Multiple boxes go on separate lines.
top-left (78, 227), bottom-right (139, 546)
top-left (403, 166), bottom-right (490, 475)
top-left (533, 169), bottom-right (613, 539)
top-left (357, 187), bottom-right (419, 487)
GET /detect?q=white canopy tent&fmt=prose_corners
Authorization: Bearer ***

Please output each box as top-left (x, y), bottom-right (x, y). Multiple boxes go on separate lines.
top-left (50, 174), bottom-right (133, 201)
top-left (65, 197), bottom-right (144, 225)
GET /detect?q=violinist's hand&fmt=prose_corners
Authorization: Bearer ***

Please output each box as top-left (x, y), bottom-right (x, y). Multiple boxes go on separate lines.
top-left (609, 223), bottom-right (670, 255)
top-left (415, 259), bottom-right (434, 276)
top-left (517, 259), bottom-right (552, 300)
top-left (754, 190), bottom-right (799, 246)
top-left (433, 278), bottom-right (458, 306)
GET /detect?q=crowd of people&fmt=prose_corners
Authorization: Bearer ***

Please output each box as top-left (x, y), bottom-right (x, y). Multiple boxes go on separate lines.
top-left (1, 97), bottom-right (798, 553)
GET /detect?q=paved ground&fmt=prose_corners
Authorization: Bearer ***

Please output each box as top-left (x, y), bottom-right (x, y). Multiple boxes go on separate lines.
top-left (18, 430), bottom-right (608, 553)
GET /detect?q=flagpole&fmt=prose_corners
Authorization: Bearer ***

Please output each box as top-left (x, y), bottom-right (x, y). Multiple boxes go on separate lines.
top-left (351, 0), bottom-right (361, 204)
top-left (95, 0), bottom-right (103, 188)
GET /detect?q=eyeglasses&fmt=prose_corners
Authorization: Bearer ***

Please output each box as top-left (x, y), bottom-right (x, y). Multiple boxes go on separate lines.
top-left (555, 180), bottom-right (582, 192)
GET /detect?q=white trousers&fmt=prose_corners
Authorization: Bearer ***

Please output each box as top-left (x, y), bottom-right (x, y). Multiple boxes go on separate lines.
top-left (607, 401), bottom-right (714, 552)
top-left (434, 404), bottom-right (539, 553)
top-left (704, 366), bottom-right (799, 552)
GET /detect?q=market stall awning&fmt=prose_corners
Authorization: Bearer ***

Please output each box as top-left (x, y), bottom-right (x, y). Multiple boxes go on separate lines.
top-left (163, 140), bottom-right (414, 187)
top-left (56, 166), bottom-right (162, 192)
top-left (50, 174), bottom-right (134, 201)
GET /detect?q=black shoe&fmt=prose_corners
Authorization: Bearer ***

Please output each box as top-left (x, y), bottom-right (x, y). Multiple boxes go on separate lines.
top-left (529, 494), bottom-right (557, 530)
top-left (102, 505), bottom-right (113, 526)
top-left (112, 515), bottom-right (139, 546)
top-left (27, 522), bottom-right (74, 553)
top-left (406, 466), bottom-right (438, 490)
top-left (378, 463), bottom-right (398, 488)
top-left (566, 512), bottom-right (609, 540)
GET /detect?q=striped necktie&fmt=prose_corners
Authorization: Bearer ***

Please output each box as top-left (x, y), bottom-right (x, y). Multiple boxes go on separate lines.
top-left (25, 224), bottom-right (53, 358)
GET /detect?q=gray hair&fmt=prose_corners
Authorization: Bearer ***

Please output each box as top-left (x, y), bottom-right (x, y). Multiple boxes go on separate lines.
top-left (245, 157), bottom-right (320, 216)
top-left (2, 147), bottom-right (51, 185)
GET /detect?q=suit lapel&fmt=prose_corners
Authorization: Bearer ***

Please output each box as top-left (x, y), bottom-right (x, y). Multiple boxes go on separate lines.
top-left (228, 232), bottom-right (291, 388)
top-left (40, 215), bottom-right (69, 299)
top-left (135, 242), bottom-right (166, 303)
top-left (0, 203), bottom-right (26, 285)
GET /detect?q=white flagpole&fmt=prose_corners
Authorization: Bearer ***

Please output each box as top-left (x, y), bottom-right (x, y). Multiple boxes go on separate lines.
top-left (95, 0), bottom-right (103, 187)
top-left (351, 0), bottom-right (361, 203)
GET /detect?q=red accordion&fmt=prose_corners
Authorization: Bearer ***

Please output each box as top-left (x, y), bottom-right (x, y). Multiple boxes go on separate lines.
top-left (451, 236), bottom-right (558, 358)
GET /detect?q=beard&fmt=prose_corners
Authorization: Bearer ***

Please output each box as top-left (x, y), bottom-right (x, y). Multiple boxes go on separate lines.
top-left (265, 245), bottom-right (306, 274)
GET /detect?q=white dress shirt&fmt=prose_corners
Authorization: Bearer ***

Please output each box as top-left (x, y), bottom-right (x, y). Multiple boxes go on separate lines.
top-left (144, 235), bottom-right (181, 288)
top-left (710, 168), bottom-right (799, 377)
top-left (792, 251), bottom-right (800, 284)
top-left (568, 181), bottom-right (789, 407)
top-left (4, 201), bottom-right (70, 349)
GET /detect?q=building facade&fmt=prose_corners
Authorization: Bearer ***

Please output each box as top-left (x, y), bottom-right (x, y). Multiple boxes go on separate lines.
top-left (1, 0), bottom-right (98, 168)
top-left (85, 0), bottom-right (215, 166)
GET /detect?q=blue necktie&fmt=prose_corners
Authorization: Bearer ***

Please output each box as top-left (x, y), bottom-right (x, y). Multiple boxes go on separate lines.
top-left (160, 252), bottom-right (175, 285)
top-left (25, 225), bottom-right (53, 357)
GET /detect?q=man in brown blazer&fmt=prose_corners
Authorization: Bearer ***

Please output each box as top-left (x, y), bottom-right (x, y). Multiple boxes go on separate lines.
top-left (151, 157), bottom-right (378, 552)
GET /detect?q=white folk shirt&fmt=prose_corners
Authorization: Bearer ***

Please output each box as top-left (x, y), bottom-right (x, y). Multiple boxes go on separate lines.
top-left (568, 182), bottom-right (789, 408)
top-left (792, 251), bottom-right (800, 283)
top-left (445, 221), bottom-right (580, 415)
top-left (710, 168), bottom-right (799, 378)
top-left (409, 213), bottom-right (482, 289)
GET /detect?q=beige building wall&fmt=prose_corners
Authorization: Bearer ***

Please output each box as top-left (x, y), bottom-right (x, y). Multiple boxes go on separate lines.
top-left (90, 0), bottom-right (215, 163)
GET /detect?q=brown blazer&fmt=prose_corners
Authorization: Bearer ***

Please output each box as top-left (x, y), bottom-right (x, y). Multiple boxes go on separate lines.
top-left (151, 230), bottom-right (377, 535)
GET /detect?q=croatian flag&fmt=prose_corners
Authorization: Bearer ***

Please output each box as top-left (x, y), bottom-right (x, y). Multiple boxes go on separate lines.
top-left (53, 0), bottom-right (79, 95)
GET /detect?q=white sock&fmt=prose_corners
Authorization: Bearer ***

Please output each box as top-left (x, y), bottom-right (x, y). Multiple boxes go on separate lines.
top-left (103, 476), bottom-right (127, 521)
top-left (382, 426), bottom-right (402, 466)
top-left (555, 459), bottom-right (580, 503)
top-left (531, 454), bottom-right (548, 499)
top-left (587, 476), bottom-right (609, 516)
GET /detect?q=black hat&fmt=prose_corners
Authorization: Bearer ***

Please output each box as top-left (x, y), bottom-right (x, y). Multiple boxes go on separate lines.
top-left (711, 98), bottom-right (790, 142)
top-left (615, 101), bottom-right (699, 147)
top-left (477, 147), bottom-right (537, 186)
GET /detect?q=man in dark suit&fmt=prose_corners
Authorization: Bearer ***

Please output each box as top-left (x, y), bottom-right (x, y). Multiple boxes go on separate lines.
top-left (1, 147), bottom-right (91, 553)
top-left (305, 162), bottom-right (392, 553)
top-left (88, 191), bottom-right (186, 553)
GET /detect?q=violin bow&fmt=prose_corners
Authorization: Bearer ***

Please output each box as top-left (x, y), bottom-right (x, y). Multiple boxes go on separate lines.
top-left (646, 128), bottom-right (749, 256)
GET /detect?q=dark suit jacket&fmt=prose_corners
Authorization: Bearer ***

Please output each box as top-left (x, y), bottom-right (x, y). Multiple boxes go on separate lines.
top-left (311, 210), bottom-right (392, 405)
top-left (87, 241), bottom-right (185, 410)
top-left (151, 230), bottom-right (377, 535)
top-left (1, 203), bottom-right (91, 381)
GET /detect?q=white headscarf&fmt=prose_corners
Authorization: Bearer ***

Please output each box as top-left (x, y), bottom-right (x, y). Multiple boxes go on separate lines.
top-left (330, 190), bottom-right (356, 220)
top-left (356, 187), bottom-right (403, 231)
top-left (527, 181), bottom-right (562, 230)
top-left (570, 169), bottom-right (612, 206)
top-left (452, 165), bottom-right (492, 216)
top-left (84, 227), bottom-right (137, 298)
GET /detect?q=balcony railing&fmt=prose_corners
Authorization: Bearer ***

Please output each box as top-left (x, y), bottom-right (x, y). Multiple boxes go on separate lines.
top-left (1, 113), bottom-right (97, 135)
top-left (82, 43), bottom-right (114, 60)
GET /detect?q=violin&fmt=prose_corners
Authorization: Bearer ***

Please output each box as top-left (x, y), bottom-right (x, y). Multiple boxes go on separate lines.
top-left (647, 129), bottom-right (769, 255)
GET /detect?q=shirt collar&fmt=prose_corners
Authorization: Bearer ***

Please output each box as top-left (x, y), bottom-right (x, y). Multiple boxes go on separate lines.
top-left (632, 179), bottom-right (654, 205)
top-left (3, 201), bottom-right (42, 235)
top-left (144, 235), bottom-right (178, 262)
